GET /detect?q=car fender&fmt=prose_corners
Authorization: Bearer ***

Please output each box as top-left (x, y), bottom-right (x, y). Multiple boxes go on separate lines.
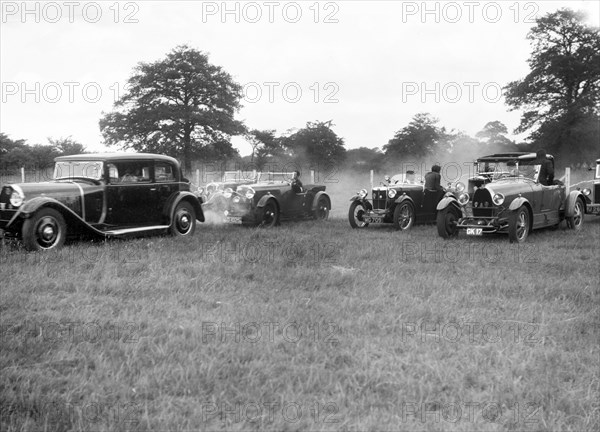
top-left (13, 196), bottom-right (103, 235)
top-left (349, 195), bottom-right (367, 202)
top-left (256, 193), bottom-right (279, 210)
top-left (394, 194), bottom-right (414, 206)
top-left (508, 196), bottom-right (530, 211)
top-left (312, 191), bottom-right (331, 211)
top-left (165, 192), bottom-right (205, 223)
top-left (436, 196), bottom-right (460, 211)
top-left (565, 190), bottom-right (586, 217)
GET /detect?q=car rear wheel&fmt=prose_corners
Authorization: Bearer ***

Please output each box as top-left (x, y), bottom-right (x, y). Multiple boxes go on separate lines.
top-left (437, 206), bottom-right (460, 238)
top-left (170, 201), bottom-right (196, 236)
top-left (508, 205), bottom-right (530, 243)
top-left (313, 196), bottom-right (330, 221)
top-left (349, 201), bottom-right (370, 229)
top-left (22, 207), bottom-right (67, 251)
top-left (259, 200), bottom-right (279, 228)
top-left (566, 198), bottom-right (584, 230)
top-left (393, 202), bottom-right (415, 231)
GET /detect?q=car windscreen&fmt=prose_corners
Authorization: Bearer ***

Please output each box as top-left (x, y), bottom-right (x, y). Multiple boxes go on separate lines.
top-left (54, 161), bottom-right (103, 181)
top-left (477, 161), bottom-right (539, 180)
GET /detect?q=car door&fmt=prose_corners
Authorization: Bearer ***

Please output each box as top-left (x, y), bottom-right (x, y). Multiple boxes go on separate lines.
top-left (105, 161), bottom-right (156, 226)
top-left (152, 161), bottom-right (180, 222)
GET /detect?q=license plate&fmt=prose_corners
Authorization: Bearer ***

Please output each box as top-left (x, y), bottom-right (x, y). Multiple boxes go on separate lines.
top-left (365, 216), bottom-right (383, 223)
top-left (226, 216), bottom-right (242, 224)
top-left (466, 228), bottom-right (483, 236)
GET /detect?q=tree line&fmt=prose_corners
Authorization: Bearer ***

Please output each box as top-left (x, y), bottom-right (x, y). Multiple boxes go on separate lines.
top-left (2, 9), bottom-right (597, 172)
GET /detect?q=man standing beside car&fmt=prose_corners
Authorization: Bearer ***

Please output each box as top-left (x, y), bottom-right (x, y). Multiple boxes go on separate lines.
top-left (424, 164), bottom-right (444, 191)
top-left (536, 149), bottom-right (554, 186)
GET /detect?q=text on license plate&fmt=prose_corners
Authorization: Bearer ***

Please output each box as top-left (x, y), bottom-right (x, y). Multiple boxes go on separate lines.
top-left (226, 216), bottom-right (242, 224)
top-left (466, 228), bottom-right (483, 235)
top-left (365, 217), bottom-right (382, 223)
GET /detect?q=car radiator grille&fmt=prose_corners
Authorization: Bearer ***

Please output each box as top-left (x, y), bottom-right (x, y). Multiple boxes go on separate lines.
top-left (595, 184), bottom-right (600, 204)
top-left (372, 190), bottom-right (388, 210)
top-left (472, 189), bottom-right (494, 217)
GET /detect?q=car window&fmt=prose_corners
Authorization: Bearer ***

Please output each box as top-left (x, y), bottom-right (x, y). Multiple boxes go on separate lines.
top-left (596, 163), bottom-right (600, 179)
top-left (155, 162), bottom-right (175, 182)
top-left (113, 162), bottom-right (152, 183)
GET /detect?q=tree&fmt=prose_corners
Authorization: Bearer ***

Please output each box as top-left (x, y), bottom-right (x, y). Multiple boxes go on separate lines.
top-left (99, 45), bottom-right (245, 172)
top-left (383, 113), bottom-right (449, 159)
top-left (475, 121), bottom-right (517, 151)
top-left (48, 137), bottom-right (86, 156)
top-left (245, 129), bottom-right (285, 169)
top-left (504, 9), bottom-right (600, 164)
top-left (282, 121), bottom-right (346, 168)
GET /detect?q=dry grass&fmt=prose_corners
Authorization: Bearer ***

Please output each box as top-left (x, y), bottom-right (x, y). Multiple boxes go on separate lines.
top-left (1, 212), bottom-right (599, 431)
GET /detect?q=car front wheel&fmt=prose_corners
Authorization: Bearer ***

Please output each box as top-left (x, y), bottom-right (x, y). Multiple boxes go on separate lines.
top-left (171, 201), bottom-right (196, 236)
top-left (566, 198), bottom-right (584, 230)
top-left (508, 205), bottom-right (530, 243)
top-left (259, 200), bottom-right (279, 228)
top-left (393, 202), bottom-right (415, 231)
top-left (22, 207), bottom-right (67, 251)
top-left (437, 206), bottom-right (460, 238)
top-left (348, 201), bottom-right (370, 229)
top-left (313, 196), bottom-right (330, 221)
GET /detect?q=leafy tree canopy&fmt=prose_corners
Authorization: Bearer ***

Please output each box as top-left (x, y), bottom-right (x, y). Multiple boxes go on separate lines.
top-left (383, 113), bottom-right (449, 159)
top-left (99, 45), bottom-right (244, 171)
top-left (282, 121), bottom-right (346, 168)
top-left (504, 9), bottom-right (600, 164)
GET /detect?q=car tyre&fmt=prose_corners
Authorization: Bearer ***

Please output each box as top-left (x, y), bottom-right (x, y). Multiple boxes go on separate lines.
top-left (436, 206), bottom-right (460, 238)
top-left (393, 201), bottom-right (415, 231)
top-left (313, 196), bottom-right (330, 221)
top-left (259, 200), bottom-right (279, 228)
top-left (566, 197), bottom-right (584, 231)
top-left (22, 207), bottom-right (67, 251)
top-left (508, 205), bottom-right (530, 243)
top-left (349, 201), bottom-right (371, 229)
top-left (170, 201), bottom-right (196, 236)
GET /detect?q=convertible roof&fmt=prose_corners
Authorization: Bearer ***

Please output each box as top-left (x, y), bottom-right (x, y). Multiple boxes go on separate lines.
top-left (477, 152), bottom-right (554, 162)
top-left (55, 153), bottom-right (180, 164)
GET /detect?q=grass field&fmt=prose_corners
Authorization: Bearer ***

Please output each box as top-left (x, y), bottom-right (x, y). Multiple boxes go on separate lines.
top-left (1, 203), bottom-right (599, 431)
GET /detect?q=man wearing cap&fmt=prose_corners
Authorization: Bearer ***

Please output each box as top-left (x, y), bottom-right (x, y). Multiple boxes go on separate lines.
top-left (424, 164), bottom-right (443, 191)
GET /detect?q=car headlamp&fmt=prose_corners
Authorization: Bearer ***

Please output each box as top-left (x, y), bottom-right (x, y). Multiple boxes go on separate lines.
top-left (388, 189), bottom-right (397, 199)
top-left (206, 182), bottom-right (218, 193)
top-left (455, 182), bottom-right (466, 192)
top-left (492, 193), bottom-right (505, 206)
top-left (358, 189), bottom-right (368, 199)
top-left (197, 187), bottom-right (204, 195)
top-left (244, 187), bottom-right (255, 200)
top-left (458, 192), bottom-right (469, 205)
top-left (384, 175), bottom-right (390, 182)
top-left (582, 188), bottom-right (591, 196)
top-left (223, 188), bottom-right (233, 199)
top-left (9, 186), bottom-right (24, 207)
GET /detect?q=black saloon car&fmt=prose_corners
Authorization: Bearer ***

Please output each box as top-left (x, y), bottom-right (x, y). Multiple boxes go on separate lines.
top-left (436, 152), bottom-right (586, 243)
top-left (0, 153), bottom-right (204, 250)
top-left (348, 173), bottom-right (446, 230)
top-left (214, 172), bottom-right (331, 227)
top-left (579, 159), bottom-right (600, 216)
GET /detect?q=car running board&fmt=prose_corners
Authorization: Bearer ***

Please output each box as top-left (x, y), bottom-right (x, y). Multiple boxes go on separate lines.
top-left (103, 225), bottom-right (170, 236)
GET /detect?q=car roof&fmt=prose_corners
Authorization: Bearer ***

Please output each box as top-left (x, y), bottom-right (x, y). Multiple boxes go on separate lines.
top-left (55, 153), bottom-right (180, 164)
top-left (476, 152), bottom-right (554, 162)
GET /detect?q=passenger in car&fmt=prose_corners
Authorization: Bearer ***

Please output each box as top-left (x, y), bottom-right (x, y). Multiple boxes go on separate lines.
top-left (536, 149), bottom-right (554, 186)
top-left (424, 165), bottom-right (443, 191)
top-left (291, 170), bottom-right (303, 193)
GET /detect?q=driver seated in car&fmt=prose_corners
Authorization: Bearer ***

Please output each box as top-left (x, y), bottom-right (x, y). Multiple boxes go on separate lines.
top-left (290, 170), bottom-right (303, 193)
top-left (405, 170), bottom-right (417, 184)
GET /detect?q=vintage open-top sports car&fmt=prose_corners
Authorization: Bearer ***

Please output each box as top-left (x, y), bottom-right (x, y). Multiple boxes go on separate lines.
top-left (197, 170), bottom-right (258, 203)
top-left (0, 153), bottom-right (204, 250)
top-left (348, 173), bottom-right (446, 230)
top-left (210, 172), bottom-right (331, 227)
top-left (436, 152), bottom-right (586, 243)
top-left (579, 158), bottom-right (600, 216)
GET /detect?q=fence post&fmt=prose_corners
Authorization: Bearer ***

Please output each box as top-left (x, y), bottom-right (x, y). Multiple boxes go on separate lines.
top-left (565, 167), bottom-right (570, 190)
top-left (370, 170), bottom-right (373, 191)
top-left (310, 170), bottom-right (315, 184)
top-left (195, 169), bottom-right (200, 187)
top-left (21, 167), bottom-right (25, 183)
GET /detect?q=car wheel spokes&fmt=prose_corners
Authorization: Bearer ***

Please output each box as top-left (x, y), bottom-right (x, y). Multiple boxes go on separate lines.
top-left (354, 206), bottom-right (366, 227)
top-left (517, 211), bottom-right (528, 240)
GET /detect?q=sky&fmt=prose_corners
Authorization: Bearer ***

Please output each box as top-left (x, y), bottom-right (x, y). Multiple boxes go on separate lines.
top-left (1, 0), bottom-right (599, 156)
